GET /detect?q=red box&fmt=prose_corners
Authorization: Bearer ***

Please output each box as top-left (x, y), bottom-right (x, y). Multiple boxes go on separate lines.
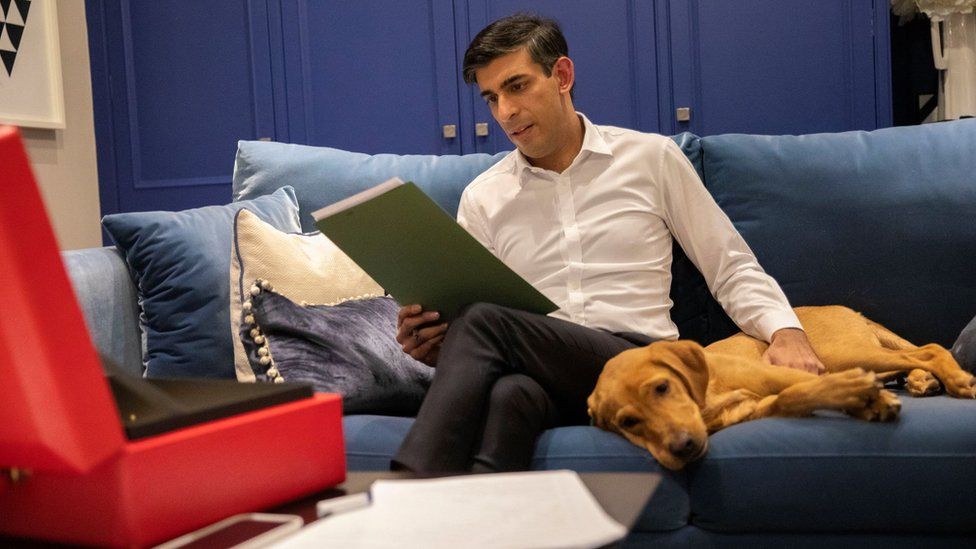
top-left (0, 126), bottom-right (346, 547)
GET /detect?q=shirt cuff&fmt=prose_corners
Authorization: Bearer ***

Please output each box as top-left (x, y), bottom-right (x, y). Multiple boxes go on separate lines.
top-left (754, 309), bottom-right (804, 343)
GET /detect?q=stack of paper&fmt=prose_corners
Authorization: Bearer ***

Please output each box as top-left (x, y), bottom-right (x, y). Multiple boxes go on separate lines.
top-left (272, 470), bottom-right (628, 549)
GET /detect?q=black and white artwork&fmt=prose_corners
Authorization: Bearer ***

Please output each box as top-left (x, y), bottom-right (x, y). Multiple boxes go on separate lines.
top-left (0, 0), bottom-right (64, 129)
top-left (0, 0), bottom-right (32, 77)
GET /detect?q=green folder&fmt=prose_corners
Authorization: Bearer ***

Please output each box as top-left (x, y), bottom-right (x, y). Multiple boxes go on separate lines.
top-left (312, 178), bottom-right (558, 321)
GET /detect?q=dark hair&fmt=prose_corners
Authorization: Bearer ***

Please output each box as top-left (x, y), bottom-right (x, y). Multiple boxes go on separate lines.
top-left (462, 14), bottom-right (569, 85)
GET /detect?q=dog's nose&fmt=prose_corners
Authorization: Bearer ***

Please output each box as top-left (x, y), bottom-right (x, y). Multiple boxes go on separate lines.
top-left (668, 432), bottom-right (700, 459)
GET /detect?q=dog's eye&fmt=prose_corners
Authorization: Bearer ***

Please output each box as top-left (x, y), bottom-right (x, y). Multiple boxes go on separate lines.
top-left (655, 381), bottom-right (670, 395)
top-left (618, 416), bottom-right (640, 431)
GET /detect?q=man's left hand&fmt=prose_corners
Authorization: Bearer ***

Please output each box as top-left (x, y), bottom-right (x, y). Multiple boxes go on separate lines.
top-left (763, 328), bottom-right (826, 375)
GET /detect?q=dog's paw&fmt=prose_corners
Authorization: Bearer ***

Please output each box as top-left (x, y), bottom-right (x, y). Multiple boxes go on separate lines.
top-left (941, 371), bottom-right (976, 399)
top-left (822, 368), bottom-right (883, 410)
top-left (906, 369), bottom-right (942, 397)
top-left (848, 389), bottom-right (901, 422)
top-left (703, 389), bottom-right (760, 432)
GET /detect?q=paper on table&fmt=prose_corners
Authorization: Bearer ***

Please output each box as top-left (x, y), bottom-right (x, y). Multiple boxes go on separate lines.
top-left (271, 470), bottom-right (628, 549)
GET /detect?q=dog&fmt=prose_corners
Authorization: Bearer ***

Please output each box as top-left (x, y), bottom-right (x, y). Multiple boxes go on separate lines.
top-left (586, 306), bottom-right (976, 471)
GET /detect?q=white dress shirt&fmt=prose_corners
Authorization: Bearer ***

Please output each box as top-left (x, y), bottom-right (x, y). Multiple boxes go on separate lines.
top-left (456, 114), bottom-right (801, 342)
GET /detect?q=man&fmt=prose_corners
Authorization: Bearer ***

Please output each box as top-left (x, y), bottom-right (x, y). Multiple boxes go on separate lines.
top-left (392, 14), bottom-right (823, 474)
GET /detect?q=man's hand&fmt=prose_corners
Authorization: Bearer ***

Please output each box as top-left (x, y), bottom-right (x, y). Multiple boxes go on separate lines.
top-left (762, 328), bottom-right (825, 375)
top-left (396, 304), bottom-right (448, 367)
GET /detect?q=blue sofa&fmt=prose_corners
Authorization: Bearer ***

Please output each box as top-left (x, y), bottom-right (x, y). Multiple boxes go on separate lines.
top-left (66, 121), bottom-right (976, 546)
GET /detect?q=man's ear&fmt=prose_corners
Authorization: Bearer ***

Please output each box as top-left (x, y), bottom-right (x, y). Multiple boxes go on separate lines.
top-left (664, 340), bottom-right (709, 407)
top-left (551, 56), bottom-right (575, 95)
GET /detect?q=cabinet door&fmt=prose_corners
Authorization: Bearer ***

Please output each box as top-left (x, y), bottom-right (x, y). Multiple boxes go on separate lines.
top-left (458, 0), bottom-right (659, 154)
top-left (663, 0), bottom-right (891, 136)
top-left (89, 0), bottom-right (276, 215)
top-left (277, 0), bottom-right (461, 155)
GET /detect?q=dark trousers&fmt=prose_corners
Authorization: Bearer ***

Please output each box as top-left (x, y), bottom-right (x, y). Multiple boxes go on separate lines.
top-left (392, 303), bottom-right (654, 473)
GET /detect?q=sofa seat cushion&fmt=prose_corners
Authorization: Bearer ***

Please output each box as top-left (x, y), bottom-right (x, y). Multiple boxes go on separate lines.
top-left (689, 393), bottom-right (976, 535)
top-left (342, 415), bottom-right (690, 532)
top-left (699, 120), bottom-right (976, 347)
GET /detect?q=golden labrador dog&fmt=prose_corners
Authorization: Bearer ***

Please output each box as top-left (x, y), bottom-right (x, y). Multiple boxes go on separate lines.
top-left (587, 306), bottom-right (976, 471)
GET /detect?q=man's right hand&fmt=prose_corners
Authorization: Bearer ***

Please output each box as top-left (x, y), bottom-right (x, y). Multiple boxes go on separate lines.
top-left (396, 304), bottom-right (448, 367)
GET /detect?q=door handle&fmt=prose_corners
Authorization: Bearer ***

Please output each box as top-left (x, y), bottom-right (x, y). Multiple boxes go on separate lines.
top-left (475, 122), bottom-right (490, 137)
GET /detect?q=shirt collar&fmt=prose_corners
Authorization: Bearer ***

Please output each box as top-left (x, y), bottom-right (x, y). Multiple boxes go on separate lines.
top-left (512, 112), bottom-right (613, 185)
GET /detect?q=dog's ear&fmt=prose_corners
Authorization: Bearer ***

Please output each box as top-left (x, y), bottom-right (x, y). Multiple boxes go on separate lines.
top-left (587, 390), bottom-right (611, 429)
top-left (586, 392), bottom-right (599, 424)
top-left (663, 340), bottom-right (709, 407)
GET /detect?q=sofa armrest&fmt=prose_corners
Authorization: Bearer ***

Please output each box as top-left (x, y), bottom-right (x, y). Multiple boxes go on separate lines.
top-left (62, 247), bottom-right (143, 377)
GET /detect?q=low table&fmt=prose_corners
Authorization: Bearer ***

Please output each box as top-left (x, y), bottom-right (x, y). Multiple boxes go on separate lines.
top-left (273, 471), bottom-right (660, 545)
top-left (4, 471), bottom-right (659, 548)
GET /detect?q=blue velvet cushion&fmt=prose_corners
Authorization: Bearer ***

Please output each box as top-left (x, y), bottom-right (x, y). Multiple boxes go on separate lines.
top-left (241, 289), bottom-right (433, 415)
top-left (952, 314), bottom-right (976, 373)
top-left (101, 187), bottom-right (301, 378)
top-left (232, 140), bottom-right (509, 231)
top-left (688, 394), bottom-right (976, 534)
top-left (699, 120), bottom-right (976, 347)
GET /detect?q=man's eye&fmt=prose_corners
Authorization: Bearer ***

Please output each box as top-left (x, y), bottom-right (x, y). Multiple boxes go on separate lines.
top-left (511, 82), bottom-right (524, 92)
top-left (485, 96), bottom-right (497, 105)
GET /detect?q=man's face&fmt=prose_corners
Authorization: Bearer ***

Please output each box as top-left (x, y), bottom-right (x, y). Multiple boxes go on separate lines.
top-left (475, 48), bottom-right (574, 166)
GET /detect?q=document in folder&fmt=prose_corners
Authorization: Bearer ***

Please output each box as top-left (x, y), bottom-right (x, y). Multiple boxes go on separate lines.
top-left (272, 470), bottom-right (629, 549)
top-left (312, 177), bottom-right (558, 322)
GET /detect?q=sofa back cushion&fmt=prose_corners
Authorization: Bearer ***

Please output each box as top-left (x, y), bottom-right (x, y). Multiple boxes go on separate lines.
top-left (232, 141), bottom-right (509, 232)
top-left (699, 120), bottom-right (976, 346)
top-left (230, 135), bottom-right (719, 341)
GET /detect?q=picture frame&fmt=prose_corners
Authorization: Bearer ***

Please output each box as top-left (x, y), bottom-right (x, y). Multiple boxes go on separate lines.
top-left (0, 0), bottom-right (65, 129)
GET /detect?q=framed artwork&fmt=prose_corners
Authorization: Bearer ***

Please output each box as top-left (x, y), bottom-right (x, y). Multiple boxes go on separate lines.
top-left (0, 0), bottom-right (65, 129)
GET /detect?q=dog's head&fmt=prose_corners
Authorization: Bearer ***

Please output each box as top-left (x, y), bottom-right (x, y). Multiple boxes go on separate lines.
top-left (587, 340), bottom-right (710, 471)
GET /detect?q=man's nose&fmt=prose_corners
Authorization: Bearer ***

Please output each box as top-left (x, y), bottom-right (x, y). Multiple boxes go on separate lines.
top-left (497, 94), bottom-right (518, 120)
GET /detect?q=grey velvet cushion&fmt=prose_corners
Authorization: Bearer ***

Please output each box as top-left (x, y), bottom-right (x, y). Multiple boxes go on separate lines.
top-left (952, 314), bottom-right (976, 373)
top-left (241, 288), bottom-right (433, 415)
